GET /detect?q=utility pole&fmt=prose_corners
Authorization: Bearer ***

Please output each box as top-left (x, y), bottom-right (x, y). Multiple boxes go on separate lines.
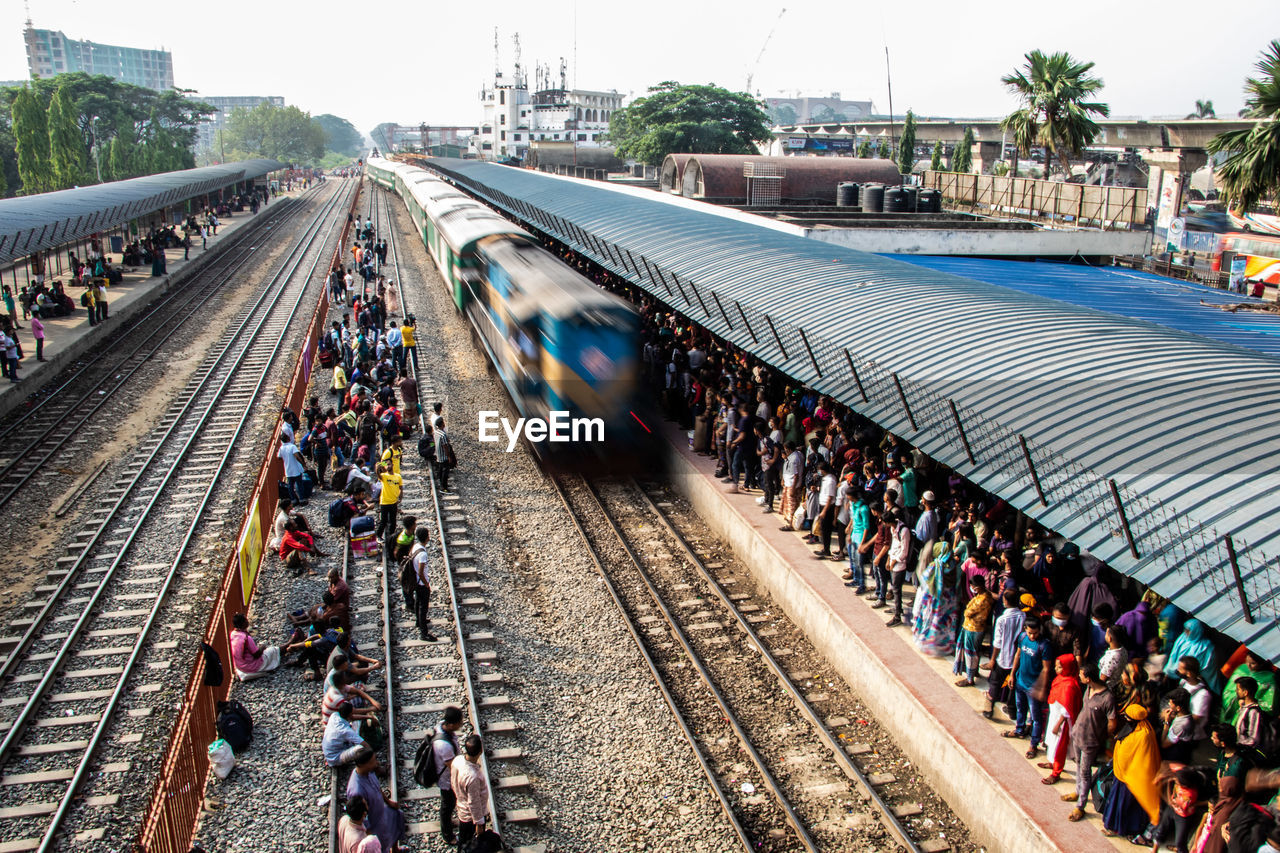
top-left (885, 45), bottom-right (897, 175)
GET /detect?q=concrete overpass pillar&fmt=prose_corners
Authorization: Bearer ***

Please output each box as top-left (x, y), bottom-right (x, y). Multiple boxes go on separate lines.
top-left (1143, 149), bottom-right (1209, 241)
top-left (975, 141), bottom-right (1003, 175)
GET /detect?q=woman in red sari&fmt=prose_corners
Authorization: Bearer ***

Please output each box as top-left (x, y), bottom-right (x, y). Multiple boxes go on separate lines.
top-left (1040, 654), bottom-right (1083, 784)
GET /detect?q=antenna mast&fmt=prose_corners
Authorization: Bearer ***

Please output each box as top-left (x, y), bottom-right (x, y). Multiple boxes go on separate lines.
top-left (493, 27), bottom-right (500, 78)
top-left (513, 32), bottom-right (523, 88)
top-left (885, 45), bottom-right (897, 164)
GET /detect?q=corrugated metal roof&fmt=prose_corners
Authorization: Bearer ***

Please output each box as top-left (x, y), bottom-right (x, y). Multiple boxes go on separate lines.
top-left (0, 159), bottom-right (283, 266)
top-left (885, 254), bottom-right (1280, 359)
top-left (427, 157), bottom-right (1280, 660)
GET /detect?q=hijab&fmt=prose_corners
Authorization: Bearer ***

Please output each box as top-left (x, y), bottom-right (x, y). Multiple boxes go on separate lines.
top-left (1164, 618), bottom-right (1222, 692)
top-left (1201, 775), bottom-right (1243, 853)
top-left (1113, 704), bottom-right (1162, 823)
top-left (1048, 654), bottom-right (1083, 719)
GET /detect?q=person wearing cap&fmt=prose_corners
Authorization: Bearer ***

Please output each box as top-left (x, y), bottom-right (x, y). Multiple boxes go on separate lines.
top-left (914, 491), bottom-right (940, 544)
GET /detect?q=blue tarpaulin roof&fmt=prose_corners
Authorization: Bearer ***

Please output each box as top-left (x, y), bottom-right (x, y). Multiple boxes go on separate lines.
top-left (424, 157), bottom-right (1280, 661)
top-left (883, 254), bottom-right (1280, 359)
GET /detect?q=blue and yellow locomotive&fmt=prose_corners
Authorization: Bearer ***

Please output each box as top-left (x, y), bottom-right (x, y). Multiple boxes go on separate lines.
top-left (367, 156), bottom-right (648, 466)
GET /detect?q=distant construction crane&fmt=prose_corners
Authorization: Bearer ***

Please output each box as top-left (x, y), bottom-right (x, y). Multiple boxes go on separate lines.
top-left (746, 7), bottom-right (787, 96)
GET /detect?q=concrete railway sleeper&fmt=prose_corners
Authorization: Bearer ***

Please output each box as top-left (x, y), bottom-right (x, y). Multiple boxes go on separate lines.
top-left (0, 179), bottom-right (355, 852)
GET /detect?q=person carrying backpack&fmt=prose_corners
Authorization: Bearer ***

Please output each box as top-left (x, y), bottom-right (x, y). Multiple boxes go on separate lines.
top-left (413, 706), bottom-right (463, 845)
top-left (885, 509), bottom-right (914, 627)
top-left (409, 528), bottom-right (434, 641)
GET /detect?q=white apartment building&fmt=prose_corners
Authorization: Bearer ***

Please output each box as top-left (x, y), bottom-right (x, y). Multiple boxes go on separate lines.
top-left (474, 67), bottom-right (621, 161)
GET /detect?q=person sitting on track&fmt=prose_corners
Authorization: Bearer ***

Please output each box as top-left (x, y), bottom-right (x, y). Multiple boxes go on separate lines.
top-left (278, 518), bottom-right (326, 577)
top-left (284, 616), bottom-right (345, 681)
top-left (323, 701), bottom-right (368, 769)
top-left (323, 669), bottom-right (380, 724)
top-left (328, 568), bottom-right (351, 611)
top-left (229, 612), bottom-right (281, 681)
top-left (268, 498), bottom-right (292, 552)
top-left (329, 630), bottom-right (381, 682)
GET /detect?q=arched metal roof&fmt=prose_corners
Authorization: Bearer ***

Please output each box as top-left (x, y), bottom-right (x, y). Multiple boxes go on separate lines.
top-left (0, 159), bottom-right (283, 266)
top-left (426, 156), bottom-right (1280, 660)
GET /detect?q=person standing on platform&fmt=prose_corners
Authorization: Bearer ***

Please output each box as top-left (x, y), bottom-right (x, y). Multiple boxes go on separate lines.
top-left (82, 286), bottom-right (96, 326)
top-left (374, 461), bottom-right (401, 551)
top-left (450, 735), bottom-right (490, 847)
top-left (30, 313), bottom-right (45, 362)
top-left (1064, 663), bottom-right (1118, 820)
top-left (93, 282), bottom-right (108, 323)
top-left (401, 316), bottom-right (417, 371)
top-left (884, 509), bottom-right (913, 627)
top-left (2, 286), bottom-right (21, 329)
top-left (1005, 617), bottom-right (1054, 759)
top-left (386, 321), bottom-right (404, 373)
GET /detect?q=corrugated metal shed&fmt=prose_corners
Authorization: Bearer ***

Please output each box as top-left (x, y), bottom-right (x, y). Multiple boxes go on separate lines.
top-left (427, 157), bottom-right (1280, 660)
top-left (0, 159), bottom-right (283, 266)
top-left (885, 254), bottom-right (1280, 359)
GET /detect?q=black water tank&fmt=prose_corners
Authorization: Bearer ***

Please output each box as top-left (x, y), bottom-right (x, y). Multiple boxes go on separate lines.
top-left (918, 188), bottom-right (941, 213)
top-left (903, 186), bottom-right (919, 212)
top-left (884, 187), bottom-right (909, 212)
top-left (836, 182), bottom-right (858, 207)
top-left (862, 183), bottom-right (885, 213)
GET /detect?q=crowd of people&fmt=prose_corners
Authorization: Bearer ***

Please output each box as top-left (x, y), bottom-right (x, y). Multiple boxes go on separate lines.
top-left (630, 298), bottom-right (1280, 852)
top-left (224, 214), bottom-right (478, 852)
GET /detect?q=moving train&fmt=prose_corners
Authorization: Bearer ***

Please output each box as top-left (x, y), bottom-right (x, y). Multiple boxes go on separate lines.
top-left (366, 156), bottom-right (649, 466)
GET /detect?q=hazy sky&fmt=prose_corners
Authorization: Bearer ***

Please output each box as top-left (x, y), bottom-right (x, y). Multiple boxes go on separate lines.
top-left (5, 0), bottom-right (1278, 135)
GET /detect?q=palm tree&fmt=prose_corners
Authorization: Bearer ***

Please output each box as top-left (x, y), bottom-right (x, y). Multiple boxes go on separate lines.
top-left (1187, 99), bottom-right (1216, 119)
top-left (1208, 40), bottom-right (1280, 213)
top-left (1000, 50), bottom-right (1110, 180)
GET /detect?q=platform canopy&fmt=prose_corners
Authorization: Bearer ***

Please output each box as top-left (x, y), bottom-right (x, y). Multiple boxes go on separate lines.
top-left (0, 159), bottom-right (282, 266)
top-left (426, 156), bottom-right (1280, 661)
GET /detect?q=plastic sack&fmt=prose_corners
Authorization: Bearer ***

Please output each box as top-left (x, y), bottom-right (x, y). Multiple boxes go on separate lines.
top-left (208, 738), bottom-right (236, 780)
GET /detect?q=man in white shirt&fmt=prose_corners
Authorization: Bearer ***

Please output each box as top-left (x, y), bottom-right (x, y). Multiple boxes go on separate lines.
top-left (278, 437), bottom-right (308, 506)
top-left (984, 591), bottom-right (1027, 717)
top-left (1176, 656), bottom-right (1213, 741)
top-left (431, 706), bottom-right (464, 844)
top-left (322, 701), bottom-right (366, 767)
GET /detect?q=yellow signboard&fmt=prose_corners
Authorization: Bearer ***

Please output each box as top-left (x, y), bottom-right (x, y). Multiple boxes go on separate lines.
top-left (239, 498), bottom-right (263, 606)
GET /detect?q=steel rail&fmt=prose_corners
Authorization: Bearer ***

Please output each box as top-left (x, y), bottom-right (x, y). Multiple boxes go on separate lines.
top-left (33, 180), bottom-right (357, 852)
top-left (569, 474), bottom-right (819, 852)
top-left (547, 475), bottom-right (754, 853)
top-left (0, 182), bottom-right (347, 701)
top-left (0, 194), bottom-right (308, 450)
top-left (633, 482), bottom-right (926, 853)
top-left (378, 178), bottom-right (503, 834)
top-left (0, 202), bottom-right (311, 511)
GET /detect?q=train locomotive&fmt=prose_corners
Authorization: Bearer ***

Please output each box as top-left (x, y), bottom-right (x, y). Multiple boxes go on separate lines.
top-left (367, 156), bottom-right (650, 467)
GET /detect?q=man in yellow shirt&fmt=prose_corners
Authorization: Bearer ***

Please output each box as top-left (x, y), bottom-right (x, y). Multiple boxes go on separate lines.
top-left (332, 363), bottom-right (348, 398)
top-left (401, 316), bottom-right (416, 370)
top-left (374, 462), bottom-right (401, 549)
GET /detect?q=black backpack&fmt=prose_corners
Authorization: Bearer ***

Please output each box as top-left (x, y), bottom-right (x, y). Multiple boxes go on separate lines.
top-left (413, 726), bottom-right (454, 787)
top-left (328, 498), bottom-right (352, 529)
top-left (216, 699), bottom-right (253, 753)
top-left (200, 642), bottom-right (224, 687)
top-left (417, 434), bottom-right (436, 462)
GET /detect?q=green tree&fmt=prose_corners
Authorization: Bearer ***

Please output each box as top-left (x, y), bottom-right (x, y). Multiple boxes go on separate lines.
top-left (1208, 40), bottom-right (1280, 212)
top-left (224, 102), bottom-right (325, 164)
top-left (1187, 99), bottom-right (1216, 119)
top-left (876, 138), bottom-right (892, 159)
top-left (857, 138), bottom-right (872, 158)
top-left (930, 138), bottom-right (943, 171)
top-left (1000, 50), bottom-right (1110, 178)
top-left (315, 114), bottom-right (364, 157)
top-left (11, 86), bottom-right (51, 194)
top-left (897, 110), bottom-right (917, 175)
top-left (606, 81), bottom-right (772, 165)
top-left (48, 85), bottom-right (87, 189)
top-left (952, 127), bottom-right (974, 173)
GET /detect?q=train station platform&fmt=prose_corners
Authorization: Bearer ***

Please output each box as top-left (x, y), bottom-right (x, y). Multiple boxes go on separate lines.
top-left (0, 186), bottom-right (312, 421)
top-left (661, 423), bottom-right (1119, 853)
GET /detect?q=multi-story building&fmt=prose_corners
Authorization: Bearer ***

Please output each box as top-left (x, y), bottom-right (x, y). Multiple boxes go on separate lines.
top-left (191, 96), bottom-right (286, 154)
top-left (766, 94), bottom-right (875, 125)
top-left (23, 24), bottom-right (174, 91)
top-left (474, 64), bottom-right (621, 161)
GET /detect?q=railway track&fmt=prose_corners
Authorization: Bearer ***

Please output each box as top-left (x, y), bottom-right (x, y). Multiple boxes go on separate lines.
top-left (0, 188), bottom-right (318, 512)
top-left (324, 186), bottom-right (542, 852)
top-left (552, 474), bottom-right (945, 853)
top-left (0, 179), bottom-right (355, 853)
